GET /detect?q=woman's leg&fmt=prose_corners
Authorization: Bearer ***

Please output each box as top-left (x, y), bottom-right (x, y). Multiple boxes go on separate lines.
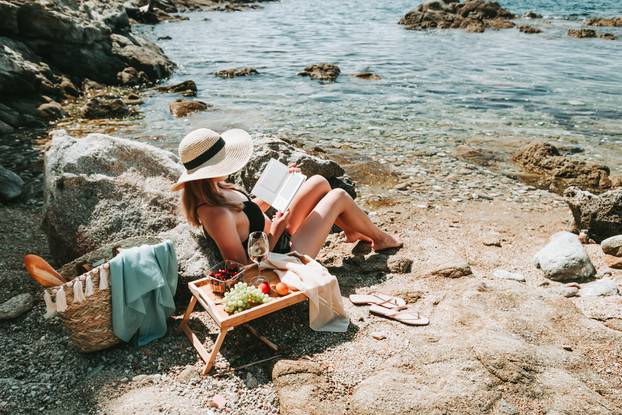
top-left (290, 188), bottom-right (402, 258)
top-left (286, 175), bottom-right (368, 241)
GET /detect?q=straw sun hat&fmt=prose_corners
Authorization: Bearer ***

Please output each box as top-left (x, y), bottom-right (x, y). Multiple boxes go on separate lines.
top-left (171, 128), bottom-right (253, 191)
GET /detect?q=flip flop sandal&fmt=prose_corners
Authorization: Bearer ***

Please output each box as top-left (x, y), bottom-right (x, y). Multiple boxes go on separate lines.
top-left (349, 292), bottom-right (406, 310)
top-left (369, 304), bottom-right (429, 326)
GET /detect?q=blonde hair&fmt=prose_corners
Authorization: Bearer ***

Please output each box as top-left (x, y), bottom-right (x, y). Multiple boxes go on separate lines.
top-left (181, 179), bottom-right (243, 227)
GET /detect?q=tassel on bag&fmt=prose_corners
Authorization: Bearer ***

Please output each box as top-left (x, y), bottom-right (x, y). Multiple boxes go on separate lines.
top-left (73, 279), bottom-right (86, 303)
top-left (99, 264), bottom-right (109, 290)
top-left (85, 274), bottom-right (94, 297)
top-left (43, 290), bottom-right (57, 318)
top-left (56, 287), bottom-right (67, 312)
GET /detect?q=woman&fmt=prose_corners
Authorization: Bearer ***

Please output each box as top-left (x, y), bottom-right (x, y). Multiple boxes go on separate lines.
top-left (172, 128), bottom-right (402, 264)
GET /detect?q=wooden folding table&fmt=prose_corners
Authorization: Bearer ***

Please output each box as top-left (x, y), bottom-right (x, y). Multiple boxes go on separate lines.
top-left (178, 264), bottom-right (308, 375)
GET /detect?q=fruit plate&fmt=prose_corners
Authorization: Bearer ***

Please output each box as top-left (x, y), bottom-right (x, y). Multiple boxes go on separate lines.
top-left (205, 260), bottom-right (244, 294)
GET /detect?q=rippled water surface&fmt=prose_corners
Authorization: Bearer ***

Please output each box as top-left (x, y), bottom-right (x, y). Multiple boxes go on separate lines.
top-left (126, 0), bottom-right (622, 172)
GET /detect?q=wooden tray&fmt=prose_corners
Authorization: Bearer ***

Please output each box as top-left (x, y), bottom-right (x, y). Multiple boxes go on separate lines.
top-left (179, 261), bottom-right (308, 375)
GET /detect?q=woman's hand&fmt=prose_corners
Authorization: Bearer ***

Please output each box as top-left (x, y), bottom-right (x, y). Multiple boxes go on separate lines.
top-left (269, 210), bottom-right (290, 248)
top-left (288, 162), bottom-right (301, 174)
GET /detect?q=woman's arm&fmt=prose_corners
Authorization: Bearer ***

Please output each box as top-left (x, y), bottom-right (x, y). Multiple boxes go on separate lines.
top-left (268, 210), bottom-right (290, 250)
top-left (252, 198), bottom-right (271, 213)
top-left (198, 206), bottom-right (249, 265)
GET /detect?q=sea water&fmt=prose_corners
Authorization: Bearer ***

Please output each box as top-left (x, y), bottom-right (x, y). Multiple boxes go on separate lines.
top-left (127, 0), bottom-right (622, 173)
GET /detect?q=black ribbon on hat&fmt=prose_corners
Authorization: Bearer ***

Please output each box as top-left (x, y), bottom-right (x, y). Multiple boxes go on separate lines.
top-left (183, 137), bottom-right (225, 170)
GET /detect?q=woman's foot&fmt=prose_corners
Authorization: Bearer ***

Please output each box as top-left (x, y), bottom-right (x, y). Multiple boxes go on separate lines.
top-left (372, 233), bottom-right (403, 252)
top-left (343, 231), bottom-right (373, 244)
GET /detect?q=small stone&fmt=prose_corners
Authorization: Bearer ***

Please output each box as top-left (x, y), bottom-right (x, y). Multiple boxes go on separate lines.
top-left (579, 279), bottom-right (619, 297)
top-left (429, 259), bottom-right (472, 278)
top-left (601, 235), bottom-right (622, 257)
top-left (492, 269), bottom-right (525, 282)
top-left (156, 80), bottom-right (198, 97)
top-left (0, 165), bottom-right (24, 201)
top-left (605, 255), bottom-right (622, 269)
top-left (176, 366), bottom-right (198, 383)
top-left (214, 67), bottom-right (258, 78)
top-left (245, 372), bottom-right (258, 389)
top-left (562, 345), bottom-right (573, 351)
top-left (82, 97), bottom-right (129, 119)
top-left (553, 285), bottom-right (579, 298)
top-left (370, 331), bottom-right (387, 340)
top-left (353, 72), bottom-right (381, 80)
top-left (518, 24), bottom-right (542, 34)
top-left (208, 394), bottom-right (226, 409)
top-left (482, 233), bottom-right (502, 247)
top-left (298, 63), bottom-right (340, 81)
top-left (387, 257), bottom-right (413, 274)
top-left (168, 99), bottom-right (211, 117)
top-left (0, 293), bottom-right (34, 320)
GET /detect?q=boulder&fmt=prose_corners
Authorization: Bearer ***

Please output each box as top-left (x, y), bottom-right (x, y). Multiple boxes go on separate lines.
top-left (518, 24), bottom-right (541, 34)
top-left (214, 67), bottom-right (259, 78)
top-left (579, 279), bottom-right (619, 297)
top-left (0, 293), bottom-right (34, 320)
top-left (564, 186), bottom-right (622, 242)
top-left (601, 235), bottom-right (622, 257)
top-left (0, 164), bottom-right (24, 201)
top-left (42, 130), bottom-right (182, 263)
top-left (533, 231), bottom-right (596, 282)
top-left (37, 100), bottom-right (65, 121)
top-left (512, 142), bottom-right (616, 194)
top-left (156, 80), bottom-right (197, 97)
top-left (298, 63), bottom-right (341, 81)
top-left (399, 0), bottom-right (515, 32)
top-left (605, 255), bottom-right (622, 269)
top-left (586, 17), bottom-right (622, 27)
top-left (524, 11), bottom-right (542, 19)
top-left (82, 96), bottom-right (130, 119)
top-left (568, 28), bottom-right (616, 40)
top-left (169, 99), bottom-right (210, 117)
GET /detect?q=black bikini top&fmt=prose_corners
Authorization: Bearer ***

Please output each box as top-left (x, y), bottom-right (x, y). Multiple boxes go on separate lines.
top-left (198, 189), bottom-right (265, 250)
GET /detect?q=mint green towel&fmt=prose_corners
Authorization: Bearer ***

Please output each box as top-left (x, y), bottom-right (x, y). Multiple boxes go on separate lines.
top-left (110, 240), bottom-right (177, 346)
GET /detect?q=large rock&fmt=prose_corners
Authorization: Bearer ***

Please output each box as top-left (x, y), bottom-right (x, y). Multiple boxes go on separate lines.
top-left (564, 186), bottom-right (622, 242)
top-left (298, 63), bottom-right (340, 81)
top-left (42, 130), bottom-right (182, 263)
top-left (168, 99), bottom-right (210, 117)
top-left (0, 0), bottom-right (174, 129)
top-left (533, 231), bottom-right (596, 282)
top-left (0, 164), bottom-right (24, 201)
top-left (156, 80), bottom-right (197, 96)
top-left (399, 0), bottom-right (515, 32)
top-left (512, 142), bottom-right (616, 194)
top-left (601, 235), bottom-right (622, 257)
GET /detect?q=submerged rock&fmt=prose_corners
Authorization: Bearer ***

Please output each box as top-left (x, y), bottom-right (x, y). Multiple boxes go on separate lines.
top-left (353, 72), bottom-right (381, 80)
top-left (564, 186), bottom-right (622, 242)
top-left (298, 63), bottom-right (341, 81)
top-left (156, 80), bottom-right (198, 97)
top-left (533, 231), bottom-right (596, 282)
top-left (524, 11), bottom-right (543, 19)
top-left (214, 67), bottom-right (259, 78)
top-left (169, 99), bottom-right (211, 117)
top-left (399, 0), bottom-right (515, 32)
top-left (0, 293), bottom-right (34, 320)
top-left (586, 17), bottom-right (622, 27)
top-left (0, 164), bottom-right (24, 201)
top-left (568, 28), bottom-right (617, 40)
top-left (512, 142), bottom-right (616, 194)
top-left (518, 24), bottom-right (542, 34)
top-left (601, 235), bottom-right (622, 257)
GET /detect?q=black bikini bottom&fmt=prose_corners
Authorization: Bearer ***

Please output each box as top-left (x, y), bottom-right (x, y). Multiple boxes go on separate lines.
top-left (273, 231), bottom-right (292, 254)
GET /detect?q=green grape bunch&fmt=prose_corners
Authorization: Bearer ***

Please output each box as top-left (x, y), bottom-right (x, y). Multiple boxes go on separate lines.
top-left (223, 282), bottom-right (270, 314)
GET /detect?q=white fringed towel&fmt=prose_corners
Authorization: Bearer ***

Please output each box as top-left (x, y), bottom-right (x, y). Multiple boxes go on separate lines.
top-left (72, 279), bottom-right (86, 303)
top-left (99, 264), bottom-right (109, 290)
top-left (43, 290), bottom-right (56, 318)
top-left (55, 287), bottom-right (67, 312)
top-left (85, 274), bottom-right (94, 297)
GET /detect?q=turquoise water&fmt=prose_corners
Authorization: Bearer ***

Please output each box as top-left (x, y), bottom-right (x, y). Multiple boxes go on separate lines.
top-left (128, 0), bottom-right (622, 172)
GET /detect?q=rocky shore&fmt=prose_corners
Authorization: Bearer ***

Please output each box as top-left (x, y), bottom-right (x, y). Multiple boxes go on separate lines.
top-left (1, 1), bottom-right (622, 415)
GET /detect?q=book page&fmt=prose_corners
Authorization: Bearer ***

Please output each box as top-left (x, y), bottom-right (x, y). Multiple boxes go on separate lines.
top-left (251, 159), bottom-right (306, 211)
top-left (273, 173), bottom-right (306, 211)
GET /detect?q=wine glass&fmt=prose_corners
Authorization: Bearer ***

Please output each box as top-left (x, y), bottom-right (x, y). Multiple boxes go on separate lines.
top-left (247, 231), bottom-right (269, 286)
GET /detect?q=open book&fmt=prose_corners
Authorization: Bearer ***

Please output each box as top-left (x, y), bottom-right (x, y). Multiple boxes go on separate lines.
top-left (251, 159), bottom-right (307, 211)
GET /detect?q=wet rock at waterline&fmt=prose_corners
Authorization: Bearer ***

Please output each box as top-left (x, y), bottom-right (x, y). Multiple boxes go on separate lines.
top-left (353, 72), bottom-right (381, 80)
top-left (156, 80), bottom-right (197, 97)
top-left (564, 186), bottom-right (622, 242)
top-left (519, 24), bottom-right (542, 34)
top-left (586, 17), bottom-right (622, 27)
top-left (82, 96), bottom-right (130, 119)
top-left (214, 67), bottom-right (259, 78)
top-left (568, 28), bottom-right (617, 40)
top-left (117, 66), bottom-right (150, 87)
top-left (524, 11), bottom-right (543, 19)
top-left (601, 235), bottom-right (622, 257)
top-left (298, 63), bottom-right (341, 81)
top-left (512, 142), bottom-right (617, 194)
top-left (168, 99), bottom-right (211, 117)
top-left (399, 0), bottom-right (515, 33)
top-left (0, 293), bottom-right (34, 320)
top-left (0, 164), bottom-right (24, 201)
top-left (533, 231), bottom-right (596, 282)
